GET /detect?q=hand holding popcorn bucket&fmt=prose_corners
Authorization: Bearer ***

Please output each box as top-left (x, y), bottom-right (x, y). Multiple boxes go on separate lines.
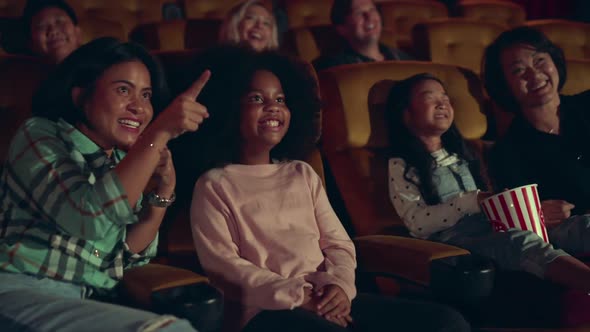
top-left (480, 184), bottom-right (550, 243)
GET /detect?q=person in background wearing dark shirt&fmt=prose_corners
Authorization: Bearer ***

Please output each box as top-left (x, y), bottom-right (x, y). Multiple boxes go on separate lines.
top-left (486, 27), bottom-right (590, 251)
top-left (312, 0), bottom-right (412, 72)
top-left (21, 0), bottom-right (82, 64)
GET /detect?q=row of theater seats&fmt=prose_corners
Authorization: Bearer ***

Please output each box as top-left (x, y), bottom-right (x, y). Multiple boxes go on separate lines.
top-left (373, 0), bottom-right (526, 52)
top-left (3, 48), bottom-right (590, 332)
top-left (78, 15), bottom-right (590, 77)
top-left (2, 15), bottom-right (588, 83)
top-left (0, 0), bottom-right (229, 34)
top-left (419, 18), bottom-right (590, 72)
top-left (2, 0), bottom-right (589, 76)
top-left (316, 62), bottom-right (590, 332)
top-left (286, 17), bottom-right (590, 74)
top-left (1, 2), bottom-right (589, 329)
top-left (152, 55), bottom-right (590, 330)
top-left (161, 58), bottom-right (590, 329)
top-left (0, 0), bottom-right (573, 32)
top-left (0, 1), bottom-right (569, 43)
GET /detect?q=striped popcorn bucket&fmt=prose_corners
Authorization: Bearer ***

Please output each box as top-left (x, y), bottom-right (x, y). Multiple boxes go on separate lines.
top-left (480, 184), bottom-right (550, 243)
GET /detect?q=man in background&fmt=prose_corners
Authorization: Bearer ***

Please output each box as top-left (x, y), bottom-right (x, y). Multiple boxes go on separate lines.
top-left (313, 0), bottom-right (413, 72)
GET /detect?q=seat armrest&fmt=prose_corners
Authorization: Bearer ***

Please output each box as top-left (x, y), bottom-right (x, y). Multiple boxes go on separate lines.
top-left (354, 235), bottom-right (470, 286)
top-left (122, 263), bottom-right (209, 308)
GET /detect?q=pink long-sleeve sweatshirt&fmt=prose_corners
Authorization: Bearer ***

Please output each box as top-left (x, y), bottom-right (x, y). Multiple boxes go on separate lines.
top-left (190, 161), bottom-right (357, 329)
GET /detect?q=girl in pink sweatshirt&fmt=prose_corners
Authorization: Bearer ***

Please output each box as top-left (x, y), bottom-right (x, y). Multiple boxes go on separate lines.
top-left (189, 47), bottom-right (470, 332)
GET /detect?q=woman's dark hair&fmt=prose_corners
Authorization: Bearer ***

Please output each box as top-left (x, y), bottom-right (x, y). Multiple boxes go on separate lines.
top-left (386, 73), bottom-right (486, 205)
top-left (31, 37), bottom-right (170, 124)
top-left (331, 0), bottom-right (354, 25)
top-left (170, 45), bottom-right (320, 206)
top-left (482, 26), bottom-right (567, 113)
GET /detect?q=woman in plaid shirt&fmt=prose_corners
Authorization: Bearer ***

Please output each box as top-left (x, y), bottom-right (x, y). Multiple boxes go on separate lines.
top-left (0, 37), bottom-right (209, 331)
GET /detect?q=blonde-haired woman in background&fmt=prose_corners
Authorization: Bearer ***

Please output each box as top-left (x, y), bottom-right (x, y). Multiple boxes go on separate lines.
top-left (219, 0), bottom-right (279, 51)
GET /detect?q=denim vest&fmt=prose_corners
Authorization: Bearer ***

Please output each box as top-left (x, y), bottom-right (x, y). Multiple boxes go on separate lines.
top-left (432, 159), bottom-right (478, 202)
top-left (428, 159), bottom-right (488, 242)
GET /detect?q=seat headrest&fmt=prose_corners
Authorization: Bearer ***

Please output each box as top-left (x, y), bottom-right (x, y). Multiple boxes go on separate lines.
top-left (319, 61), bottom-right (487, 151)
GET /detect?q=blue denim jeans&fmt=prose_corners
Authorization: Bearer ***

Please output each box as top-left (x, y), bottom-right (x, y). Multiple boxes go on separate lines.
top-left (243, 293), bottom-right (470, 332)
top-left (431, 214), bottom-right (568, 278)
top-left (0, 272), bottom-right (197, 332)
top-left (429, 160), bottom-right (574, 278)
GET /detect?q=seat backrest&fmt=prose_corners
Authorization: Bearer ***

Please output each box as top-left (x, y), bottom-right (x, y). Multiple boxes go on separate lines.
top-left (131, 19), bottom-right (222, 51)
top-left (184, 19), bottom-right (223, 50)
top-left (379, 27), bottom-right (400, 49)
top-left (183, 0), bottom-right (241, 19)
top-left (285, 0), bottom-right (333, 29)
top-left (524, 19), bottom-right (590, 60)
top-left (79, 16), bottom-right (127, 43)
top-left (318, 61), bottom-right (487, 236)
top-left (458, 0), bottom-right (526, 27)
top-left (563, 58), bottom-right (590, 95)
top-left (67, 0), bottom-right (166, 35)
top-left (379, 0), bottom-right (448, 51)
top-left (282, 25), bottom-right (347, 63)
top-left (0, 55), bottom-right (52, 163)
top-left (412, 18), bottom-right (507, 73)
top-left (131, 20), bottom-right (186, 51)
top-left (0, 0), bottom-right (23, 17)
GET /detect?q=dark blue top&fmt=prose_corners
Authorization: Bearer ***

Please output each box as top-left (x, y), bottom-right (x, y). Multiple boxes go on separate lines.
top-left (489, 90), bottom-right (590, 215)
top-left (312, 42), bottom-right (414, 72)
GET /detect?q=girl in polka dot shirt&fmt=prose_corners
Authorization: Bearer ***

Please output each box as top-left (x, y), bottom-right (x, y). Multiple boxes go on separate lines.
top-left (386, 73), bottom-right (590, 292)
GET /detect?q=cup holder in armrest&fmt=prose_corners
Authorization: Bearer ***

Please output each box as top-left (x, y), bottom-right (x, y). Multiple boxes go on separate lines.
top-left (151, 282), bottom-right (224, 332)
top-left (430, 254), bottom-right (495, 304)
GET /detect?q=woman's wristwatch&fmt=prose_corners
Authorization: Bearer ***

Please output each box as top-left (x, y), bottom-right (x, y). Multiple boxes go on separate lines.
top-left (146, 191), bottom-right (176, 208)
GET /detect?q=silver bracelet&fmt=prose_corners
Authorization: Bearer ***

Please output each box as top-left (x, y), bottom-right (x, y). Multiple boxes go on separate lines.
top-left (146, 191), bottom-right (176, 208)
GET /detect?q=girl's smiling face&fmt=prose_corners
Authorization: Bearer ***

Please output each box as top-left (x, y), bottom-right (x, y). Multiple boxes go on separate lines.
top-left (239, 70), bottom-right (291, 160)
top-left (403, 79), bottom-right (454, 137)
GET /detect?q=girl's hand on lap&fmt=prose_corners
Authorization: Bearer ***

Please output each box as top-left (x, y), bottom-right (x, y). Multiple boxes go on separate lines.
top-left (299, 286), bottom-right (352, 327)
top-left (300, 287), bottom-right (322, 311)
top-left (301, 287), bottom-right (313, 306)
top-left (315, 284), bottom-right (352, 327)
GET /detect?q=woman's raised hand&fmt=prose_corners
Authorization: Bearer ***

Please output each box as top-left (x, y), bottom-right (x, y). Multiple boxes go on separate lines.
top-left (153, 147), bottom-right (176, 195)
top-left (117, 70), bottom-right (210, 208)
top-left (149, 70), bottom-right (211, 142)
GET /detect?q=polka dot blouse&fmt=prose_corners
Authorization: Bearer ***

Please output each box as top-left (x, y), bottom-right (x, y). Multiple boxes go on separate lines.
top-left (388, 157), bottom-right (481, 239)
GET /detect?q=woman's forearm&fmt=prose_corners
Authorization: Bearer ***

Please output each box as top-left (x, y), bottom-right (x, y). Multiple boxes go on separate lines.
top-left (113, 129), bottom-right (171, 207)
top-left (126, 205), bottom-right (166, 254)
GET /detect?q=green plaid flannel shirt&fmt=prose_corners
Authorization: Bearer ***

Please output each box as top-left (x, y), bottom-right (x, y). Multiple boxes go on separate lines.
top-left (0, 117), bottom-right (158, 290)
